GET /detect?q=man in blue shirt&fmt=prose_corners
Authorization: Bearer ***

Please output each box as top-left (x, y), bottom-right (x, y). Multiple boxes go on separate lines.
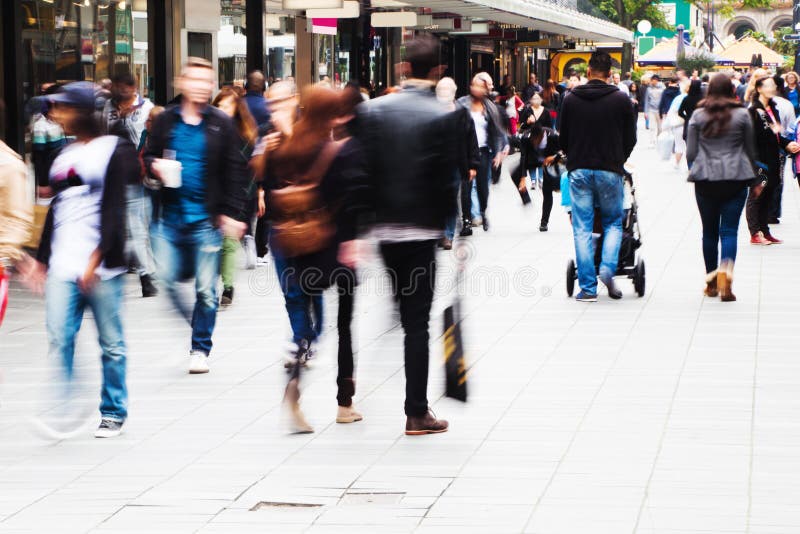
top-left (144, 58), bottom-right (249, 374)
top-left (244, 70), bottom-right (271, 130)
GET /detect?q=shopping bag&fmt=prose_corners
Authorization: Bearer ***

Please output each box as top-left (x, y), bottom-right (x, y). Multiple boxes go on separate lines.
top-left (0, 266), bottom-right (9, 327)
top-left (443, 242), bottom-right (468, 402)
top-left (443, 303), bottom-right (467, 402)
top-left (656, 130), bottom-right (674, 161)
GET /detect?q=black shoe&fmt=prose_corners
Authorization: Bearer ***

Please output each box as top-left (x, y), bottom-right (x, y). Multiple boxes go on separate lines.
top-left (769, 217), bottom-right (780, 225)
top-left (482, 216), bottom-right (489, 232)
top-left (221, 287), bottom-right (234, 307)
top-left (140, 274), bottom-right (158, 298)
top-left (539, 224), bottom-right (548, 232)
top-left (459, 225), bottom-right (473, 237)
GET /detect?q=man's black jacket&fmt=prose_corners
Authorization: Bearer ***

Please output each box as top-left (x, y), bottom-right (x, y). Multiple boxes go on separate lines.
top-left (143, 104), bottom-right (249, 222)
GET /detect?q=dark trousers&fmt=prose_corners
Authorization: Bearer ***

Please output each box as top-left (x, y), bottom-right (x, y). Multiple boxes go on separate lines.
top-left (476, 148), bottom-right (493, 217)
top-left (769, 155), bottom-right (785, 220)
top-left (379, 240), bottom-right (437, 417)
top-left (695, 185), bottom-right (747, 273)
top-left (541, 170), bottom-right (555, 225)
top-left (336, 281), bottom-right (355, 407)
top-left (255, 215), bottom-right (269, 258)
top-left (460, 178), bottom-right (472, 226)
top-left (746, 175), bottom-right (777, 237)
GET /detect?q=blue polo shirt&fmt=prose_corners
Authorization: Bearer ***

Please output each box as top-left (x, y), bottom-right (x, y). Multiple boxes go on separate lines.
top-left (164, 108), bottom-right (209, 225)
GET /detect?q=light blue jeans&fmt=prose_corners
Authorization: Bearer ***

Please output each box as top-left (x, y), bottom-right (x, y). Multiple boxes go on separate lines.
top-left (151, 220), bottom-right (222, 355)
top-left (126, 184), bottom-right (156, 277)
top-left (46, 275), bottom-right (127, 421)
top-left (569, 169), bottom-right (624, 295)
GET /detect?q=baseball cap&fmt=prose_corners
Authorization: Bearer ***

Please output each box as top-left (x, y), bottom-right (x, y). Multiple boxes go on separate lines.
top-left (48, 81), bottom-right (97, 110)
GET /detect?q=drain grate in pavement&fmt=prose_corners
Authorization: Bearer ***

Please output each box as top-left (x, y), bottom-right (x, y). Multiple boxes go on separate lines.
top-left (250, 501), bottom-right (324, 511)
top-left (341, 492), bottom-right (406, 504)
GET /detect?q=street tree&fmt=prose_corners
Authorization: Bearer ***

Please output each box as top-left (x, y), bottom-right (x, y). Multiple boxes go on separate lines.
top-left (587, 0), bottom-right (780, 71)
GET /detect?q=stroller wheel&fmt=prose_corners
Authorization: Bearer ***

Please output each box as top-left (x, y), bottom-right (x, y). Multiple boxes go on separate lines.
top-left (566, 259), bottom-right (577, 297)
top-left (634, 259), bottom-right (646, 297)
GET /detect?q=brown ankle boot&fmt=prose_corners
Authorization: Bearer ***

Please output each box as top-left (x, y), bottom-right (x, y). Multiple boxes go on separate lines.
top-left (405, 410), bottom-right (449, 436)
top-left (704, 270), bottom-right (718, 297)
top-left (718, 262), bottom-right (736, 302)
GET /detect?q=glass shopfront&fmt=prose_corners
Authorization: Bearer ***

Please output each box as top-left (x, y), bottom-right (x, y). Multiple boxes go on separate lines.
top-left (20, 0), bottom-right (148, 101)
top-left (266, 13), bottom-right (296, 83)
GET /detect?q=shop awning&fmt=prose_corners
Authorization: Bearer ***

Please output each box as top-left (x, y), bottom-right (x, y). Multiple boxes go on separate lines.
top-left (716, 36), bottom-right (786, 68)
top-left (636, 38), bottom-right (733, 67)
top-left (390, 0), bottom-right (633, 43)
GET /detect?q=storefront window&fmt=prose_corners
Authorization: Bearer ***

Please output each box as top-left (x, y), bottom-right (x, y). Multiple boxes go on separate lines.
top-left (19, 0), bottom-right (146, 200)
top-left (219, 0), bottom-right (247, 87)
top-left (266, 14), bottom-right (295, 83)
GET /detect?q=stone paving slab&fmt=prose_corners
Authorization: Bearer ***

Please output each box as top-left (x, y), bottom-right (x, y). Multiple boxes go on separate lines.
top-left (2, 124), bottom-right (800, 532)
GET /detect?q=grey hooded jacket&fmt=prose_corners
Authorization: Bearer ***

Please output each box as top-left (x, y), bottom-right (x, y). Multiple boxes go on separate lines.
top-left (686, 106), bottom-right (757, 183)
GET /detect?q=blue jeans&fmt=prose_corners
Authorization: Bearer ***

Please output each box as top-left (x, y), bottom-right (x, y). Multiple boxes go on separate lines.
top-left (444, 169), bottom-right (461, 240)
top-left (695, 185), bottom-right (747, 274)
top-left (46, 275), bottom-right (127, 421)
top-left (152, 220), bottom-right (222, 355)
top-left (569, 169), bottom-right (624, 295)
top-left (126, 184), bottom-right (156, 277)
top-left (273, 251), bottom-right (323, 345)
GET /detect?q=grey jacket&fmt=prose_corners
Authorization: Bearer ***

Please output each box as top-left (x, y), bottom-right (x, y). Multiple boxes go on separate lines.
top-left (686, 107), bottom-right (757, 183)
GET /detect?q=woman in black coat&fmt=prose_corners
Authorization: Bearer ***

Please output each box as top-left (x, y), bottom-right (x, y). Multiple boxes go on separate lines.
top-left (678, 79), bottom-right (703, 141)
top-left (747, 75), bottom-right (800, 245)
top-left (511, 125), bottom-right (562, 231)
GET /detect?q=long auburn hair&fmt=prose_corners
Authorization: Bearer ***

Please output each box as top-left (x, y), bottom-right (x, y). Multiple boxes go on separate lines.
top-left (697, 73), bottom-right (742, 138)
top-left (212, 85), bottom-right (257, 146)
top-left (271, 84), bottom-right (345, 180)
top-left (541, 79), bottom-right (557, 106)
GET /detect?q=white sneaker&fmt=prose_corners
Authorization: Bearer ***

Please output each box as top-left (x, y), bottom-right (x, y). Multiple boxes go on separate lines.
top-left (189, 351), bottom-right (210, 374)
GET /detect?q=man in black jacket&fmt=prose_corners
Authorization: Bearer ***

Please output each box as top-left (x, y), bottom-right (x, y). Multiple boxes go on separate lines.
top-left (144, 57), bottom-right (248, 375)
top-left (351, 34), bottom-right (457, 435)
top-left (560, 51), bottom-right (636, 302)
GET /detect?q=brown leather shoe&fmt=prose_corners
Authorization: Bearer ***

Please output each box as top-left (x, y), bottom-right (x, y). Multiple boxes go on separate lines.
top-left (405, 410), bottom-right (449, 436)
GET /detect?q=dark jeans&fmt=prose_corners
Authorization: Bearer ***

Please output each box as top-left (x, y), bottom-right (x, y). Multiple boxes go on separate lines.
top-left (475, 148), bottom-right (493, 217)
top-left (746, 172), bottom-right (777, 237)
top-left (695, 185), bottom-right (747, 273)
top-left (379, 240), bottom-right (437, 417)
top-left (273, 252), bottom-right (323, 345)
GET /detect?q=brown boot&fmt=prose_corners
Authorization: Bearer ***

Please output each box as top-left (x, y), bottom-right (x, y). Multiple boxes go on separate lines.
top-left (704, 270), bottom-right (718, 297)
top-left (717, 261), bottom-right (736, 302)
top-left (405, 410), bottom-right (449, 436)
top-left (284, 378), bottom-right (313, 434)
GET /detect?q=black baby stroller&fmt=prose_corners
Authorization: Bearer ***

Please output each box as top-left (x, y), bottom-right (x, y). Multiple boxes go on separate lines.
top-left (566, 171), bottom-right (645, 297)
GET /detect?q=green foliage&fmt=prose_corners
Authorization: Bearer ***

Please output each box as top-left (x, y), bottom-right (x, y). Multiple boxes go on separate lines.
top-left (687, 0), bottom-right (774, 19)
top-left (676, 52), bottom-right (718, 74)
top-left (585, 0), bottom-right (671, 30)
top-left (748, 28), bottom-right (795, 58)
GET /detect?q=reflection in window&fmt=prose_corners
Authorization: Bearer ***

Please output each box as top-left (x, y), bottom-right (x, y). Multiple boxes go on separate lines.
top-left (219, 0), bottom-right (247, 87)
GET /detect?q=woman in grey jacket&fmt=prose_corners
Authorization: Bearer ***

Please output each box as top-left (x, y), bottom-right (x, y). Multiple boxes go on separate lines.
top-left (686, 73), bottom-right (756, 302)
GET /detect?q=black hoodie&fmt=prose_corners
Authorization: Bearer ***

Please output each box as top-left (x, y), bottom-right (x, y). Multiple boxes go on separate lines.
top-left (560, 80), bottom-right (637, 174)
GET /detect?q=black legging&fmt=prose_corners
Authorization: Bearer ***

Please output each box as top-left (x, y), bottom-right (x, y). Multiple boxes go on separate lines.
top-left (334, 271), bottom-right (356, 407)
top-left (541, 169), bottom-right (555, 226)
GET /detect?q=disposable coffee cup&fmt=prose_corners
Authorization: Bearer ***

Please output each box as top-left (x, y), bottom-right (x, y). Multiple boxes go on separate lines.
top-left (159, 159), bottom-right (182, 188)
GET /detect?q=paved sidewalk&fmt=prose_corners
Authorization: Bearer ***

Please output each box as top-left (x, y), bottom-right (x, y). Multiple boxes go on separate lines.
top-left (2, 130), bottom-right (800, 533)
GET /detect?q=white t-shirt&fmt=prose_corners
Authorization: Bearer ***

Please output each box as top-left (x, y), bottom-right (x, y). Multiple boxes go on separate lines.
top-left (471, 110), bottom-right (489, 148)
top-left (48, 136), bottom-right (126, 282)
